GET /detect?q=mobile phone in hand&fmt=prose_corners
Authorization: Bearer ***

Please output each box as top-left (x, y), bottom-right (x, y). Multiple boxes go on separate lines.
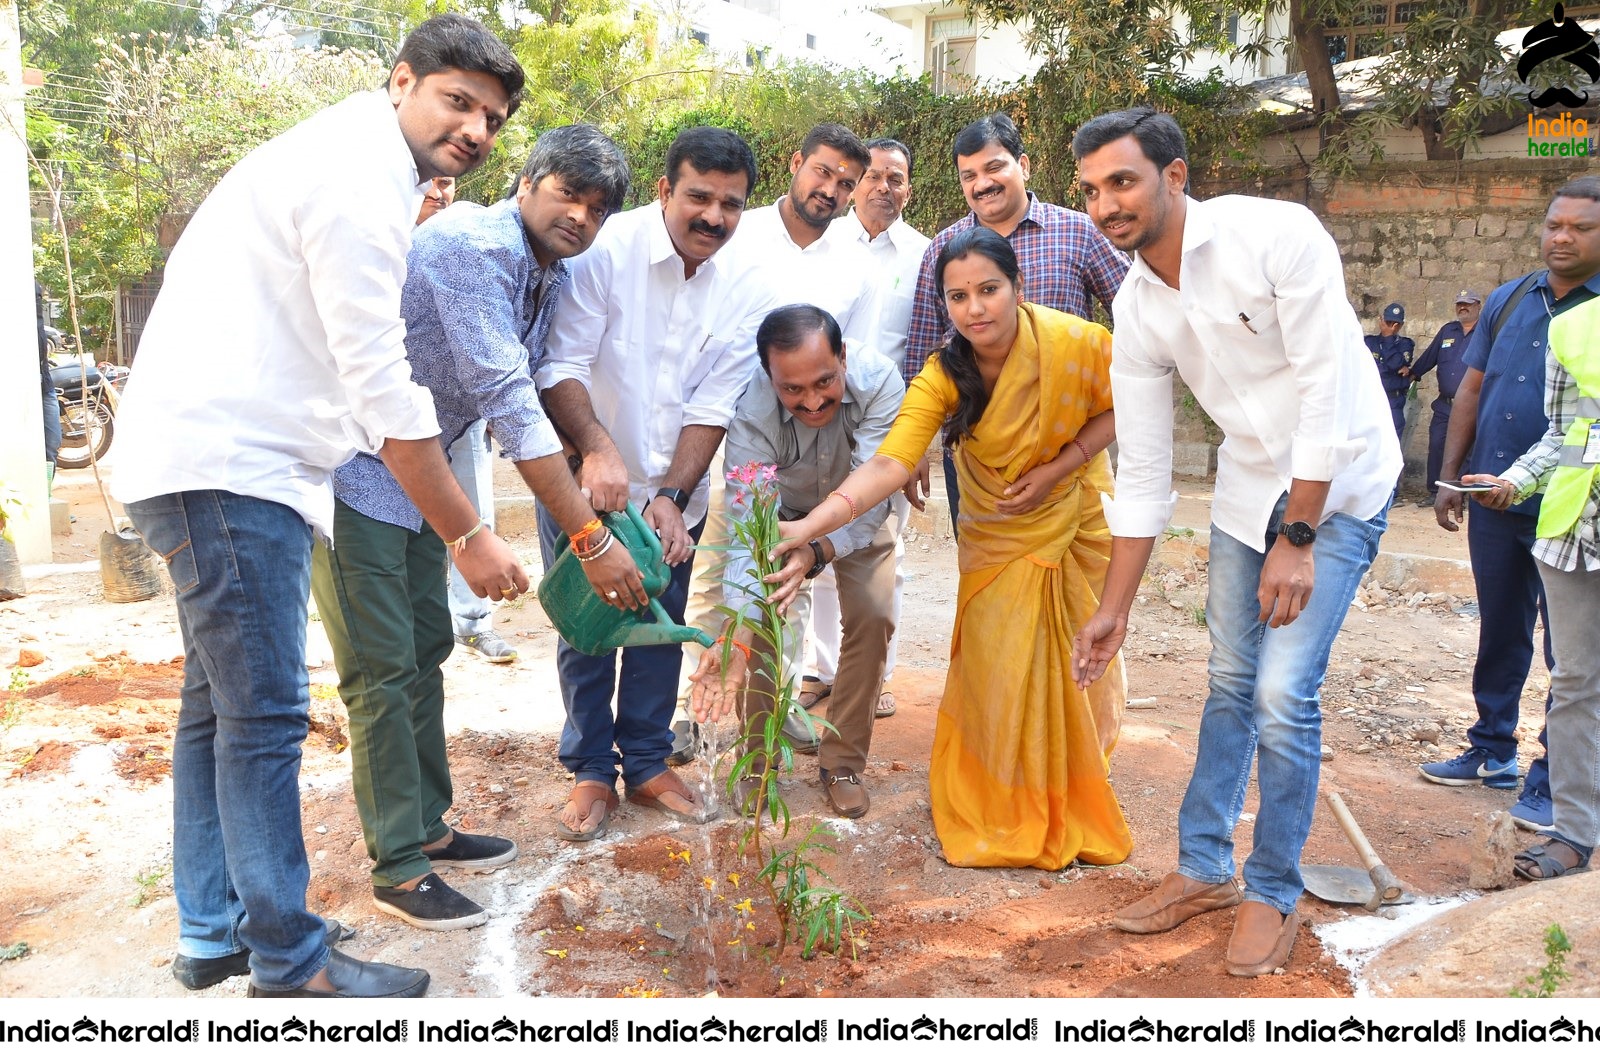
top-left (1435, 479), bottom-right (1495, 493)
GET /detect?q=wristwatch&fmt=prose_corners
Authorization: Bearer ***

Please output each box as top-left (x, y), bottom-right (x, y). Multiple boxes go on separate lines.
top-left (655, 487), bottom-right (690, 512)
top-left (804, 540), bottom-right (828, 580)
top-left (1277, 520), bottom-right (1317, 547)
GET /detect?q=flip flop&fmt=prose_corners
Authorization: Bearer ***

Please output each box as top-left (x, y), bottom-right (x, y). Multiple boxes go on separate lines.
top-left (627, 769), bottom-right (715, 824)
top-left (876, 691), bottom-right (897, 718)
top-left (555, 780), bottom-right (618, 842)
top-left (798, 677), bottom-right (832, 711)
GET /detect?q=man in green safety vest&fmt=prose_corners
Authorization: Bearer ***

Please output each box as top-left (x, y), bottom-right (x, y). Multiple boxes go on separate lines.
top-left (1469, 282), bottom-right (1600, 883)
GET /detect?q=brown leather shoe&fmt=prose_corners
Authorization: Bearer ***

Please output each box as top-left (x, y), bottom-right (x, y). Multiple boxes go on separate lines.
top-left (1225, 900), bottom-right (1300, 977)
top-left (1111, 871), bottom-right (1243, 934)
top-left (821, 768), bottom-right (870, 819)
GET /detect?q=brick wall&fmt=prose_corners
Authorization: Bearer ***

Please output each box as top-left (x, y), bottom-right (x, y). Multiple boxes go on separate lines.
top-left (1169, 160), bottom-right (1592, 488)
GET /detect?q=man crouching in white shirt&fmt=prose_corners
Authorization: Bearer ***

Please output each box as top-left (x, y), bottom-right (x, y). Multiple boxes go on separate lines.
top-left (113, 15), bottom-right (528, 998)
top-left (1068, 108), bottom-right (1399, 978)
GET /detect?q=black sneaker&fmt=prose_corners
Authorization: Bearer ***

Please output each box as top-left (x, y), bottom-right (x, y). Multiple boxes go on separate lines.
top-left (425, 829), bottom-right (518, 873)
top-left (372, 872), bottom-right (487, 930)
top-left (247, 948), bottom-right (429, 999)
top-left (172, 918), bottom-right (352, 990)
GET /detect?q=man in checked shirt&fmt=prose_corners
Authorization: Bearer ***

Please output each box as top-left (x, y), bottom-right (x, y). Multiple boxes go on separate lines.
top-left (903, 112), bottom-right (1129, 527)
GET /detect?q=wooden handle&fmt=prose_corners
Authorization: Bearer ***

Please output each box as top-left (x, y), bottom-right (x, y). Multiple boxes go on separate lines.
top-left (1324, 789), bottom-right (1404, 901)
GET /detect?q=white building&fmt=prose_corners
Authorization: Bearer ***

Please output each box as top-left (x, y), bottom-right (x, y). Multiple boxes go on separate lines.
top-left (661, 0), bottom-right (913, 76)
top-left (871, 4), bottom-right (1292, 92)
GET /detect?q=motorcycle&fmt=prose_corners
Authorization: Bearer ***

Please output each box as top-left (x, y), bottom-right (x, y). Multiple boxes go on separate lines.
top-left (52, 352), bottom-right (124, 471)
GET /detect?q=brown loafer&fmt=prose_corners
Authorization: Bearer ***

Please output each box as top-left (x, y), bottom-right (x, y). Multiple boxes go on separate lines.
top-left (1112, 871), bottom-right (1242, 934)
top-left (821, 768), bottom-right (870, 819)
top-left (1225, 900), bottom-right (1299, 977)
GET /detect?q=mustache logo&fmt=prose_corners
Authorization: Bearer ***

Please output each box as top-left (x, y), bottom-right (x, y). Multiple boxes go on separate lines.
top-left (1518, 3), bottom-right (1600, 108)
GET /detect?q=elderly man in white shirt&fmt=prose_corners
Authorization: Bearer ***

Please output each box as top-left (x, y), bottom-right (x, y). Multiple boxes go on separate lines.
top-left (1069, 108), bottom-right (1399, 978)
top-left (537, 127), bottom-right (778, 841)
top-left (810, 136), bottom-right (931, 720)
top-left (113, 15), bottom-right (528, 1000)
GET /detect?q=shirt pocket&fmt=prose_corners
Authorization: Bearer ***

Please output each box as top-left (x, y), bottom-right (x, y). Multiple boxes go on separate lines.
top-left (684, 334), bottom-right (734, 391)
top-left (1219, 298), bottom-right (1279, 341)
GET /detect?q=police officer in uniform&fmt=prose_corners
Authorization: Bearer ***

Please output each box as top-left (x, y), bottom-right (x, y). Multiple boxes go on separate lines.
top-left (1410, 289), bottom-right (1482, 505)
top-left (1365, 301), bottom-right (1415, 437)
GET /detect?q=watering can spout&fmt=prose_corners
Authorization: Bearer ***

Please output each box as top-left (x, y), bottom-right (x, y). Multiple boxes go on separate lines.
top-left (619, 600), bottom-right (718, 650)
top-left (535, 503), bottom-right (716, 656)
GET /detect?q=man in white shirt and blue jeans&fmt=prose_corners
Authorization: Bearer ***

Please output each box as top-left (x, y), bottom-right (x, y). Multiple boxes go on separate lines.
top-left (1070, 108), bottom-right (1399, 978)
top-left (537, 127), bottom-right (778, 839)
top-left (114, 15), bottom-right (528, 999)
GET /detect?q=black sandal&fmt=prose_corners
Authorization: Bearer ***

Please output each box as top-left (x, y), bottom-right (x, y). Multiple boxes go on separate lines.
top-left (1513, 837), bottom-right (1591, 881)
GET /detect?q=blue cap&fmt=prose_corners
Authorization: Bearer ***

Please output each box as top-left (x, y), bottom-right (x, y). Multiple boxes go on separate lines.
top-left (1382, 302), bottom-right (1405, 323)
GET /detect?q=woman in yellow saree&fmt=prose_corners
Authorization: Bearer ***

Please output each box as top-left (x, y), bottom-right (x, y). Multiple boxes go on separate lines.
top-left (772, 227), bottom-right (1132, 869)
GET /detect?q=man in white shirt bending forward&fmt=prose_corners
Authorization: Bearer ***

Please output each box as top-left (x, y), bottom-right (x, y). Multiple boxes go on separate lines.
top-left (1069, 108), bottom-right (1399, 978)
top-left (113, 14), bottom-right (527, 999)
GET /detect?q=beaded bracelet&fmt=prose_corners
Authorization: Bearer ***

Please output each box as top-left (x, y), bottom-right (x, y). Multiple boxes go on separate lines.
top-left (829, 489), bottom-right (859, 521)
top-left (573, 527), bottom-right (612, 558)
top-left (575, 534), bottom-right (615, 563)
top-left (714, 635), bottom-right (753, 663)
top-left (569, 517), bottom-right (604, 550)
top-left (1073, 439), bottom-right (1092, 466)
top-left (447, 520), bottom-right (488, 557)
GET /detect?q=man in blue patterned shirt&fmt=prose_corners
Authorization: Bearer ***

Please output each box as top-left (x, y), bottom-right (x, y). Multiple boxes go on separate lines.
top-left (311, 125), bottom-right (644, 931)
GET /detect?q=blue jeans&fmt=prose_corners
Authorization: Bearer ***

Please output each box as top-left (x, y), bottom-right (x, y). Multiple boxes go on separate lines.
top-left (41, 369), bottom-right (61, 467)
top-left (536, 503), bottom-right (701, 789)
top-left (1466, 504), bottom-right (1551, 796)
top-left (1177, 497), bottom-right (1388, 914)
top-left (126, 491), bottom-right (329, 990)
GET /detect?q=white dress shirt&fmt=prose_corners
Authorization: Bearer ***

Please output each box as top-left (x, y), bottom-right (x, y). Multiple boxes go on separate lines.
top-left (728, 201), bottom-right (881, 357)
top-left (826, 210), bottom-right (931, 370)
top-left (112, 90), bottom-right (438, 540)
top-left (537, 203), bottom-right (778, 527)
top-left (1105, 195), bottom-right (1401, 550)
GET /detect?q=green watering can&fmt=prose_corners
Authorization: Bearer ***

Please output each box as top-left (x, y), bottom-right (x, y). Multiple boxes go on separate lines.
top-left (537, 502), bottom-right (715, 656)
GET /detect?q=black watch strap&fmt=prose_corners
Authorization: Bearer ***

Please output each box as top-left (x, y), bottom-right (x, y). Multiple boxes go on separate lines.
top-left (1277, 520), bottom-right (1317, 547)
top-left (804, 539), bottom-right (827, 579)
top-left (655, 487), bottom-right (690, 512)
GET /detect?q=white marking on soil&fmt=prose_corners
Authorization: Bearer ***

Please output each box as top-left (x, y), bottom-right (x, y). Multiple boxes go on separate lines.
top-left (1313, 893), bottom-right (1470, 995)
top-left (473, 841), bottom-right (599, 995)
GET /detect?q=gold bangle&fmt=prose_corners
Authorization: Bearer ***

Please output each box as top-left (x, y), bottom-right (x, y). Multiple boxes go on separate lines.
top-left (829, 489), bottom-right (859, 520)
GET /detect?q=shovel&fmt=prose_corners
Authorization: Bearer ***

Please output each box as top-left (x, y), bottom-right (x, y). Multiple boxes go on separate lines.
top-left (1301, 788), bottom-right (1413, 909)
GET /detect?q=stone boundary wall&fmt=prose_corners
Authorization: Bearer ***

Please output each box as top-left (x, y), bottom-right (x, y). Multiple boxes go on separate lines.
top-left (1169, 160), bottom-right (1595, 486)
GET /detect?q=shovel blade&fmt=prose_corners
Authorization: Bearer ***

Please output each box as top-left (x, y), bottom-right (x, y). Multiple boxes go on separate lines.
top-left (1302, 864), bottom-right (1415, 907)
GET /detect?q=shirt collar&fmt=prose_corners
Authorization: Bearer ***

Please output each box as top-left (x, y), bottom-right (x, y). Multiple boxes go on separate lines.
top-left (963, 191), bottom-right (1047, 234)
top-left (365, 89), bottom-right (425, 193)
top-left (845, 208), bottom-right (906, 248)
top-left (647, 202), bottom-right (720, 278)
top-left (1127, 194), bottom-right (1206, 289)
top-left (1539, 270), bottom-right (1600, 300)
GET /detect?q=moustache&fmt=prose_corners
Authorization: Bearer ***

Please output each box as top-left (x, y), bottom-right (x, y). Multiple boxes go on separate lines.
top-left (689, 220), bottom-right (727, 239)
top-left (1529, 86), bottom-right (1592, 108)
top-left (797, 398), bottom-right (836, 415)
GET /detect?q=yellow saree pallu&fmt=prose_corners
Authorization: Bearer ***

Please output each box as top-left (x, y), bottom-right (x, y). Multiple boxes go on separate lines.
top-left (881, 303), bottom-right (1132, 869)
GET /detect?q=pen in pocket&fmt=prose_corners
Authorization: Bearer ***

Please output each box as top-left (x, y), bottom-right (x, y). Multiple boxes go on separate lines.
top-left (1237, 312), bottom-right (1258, 335)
